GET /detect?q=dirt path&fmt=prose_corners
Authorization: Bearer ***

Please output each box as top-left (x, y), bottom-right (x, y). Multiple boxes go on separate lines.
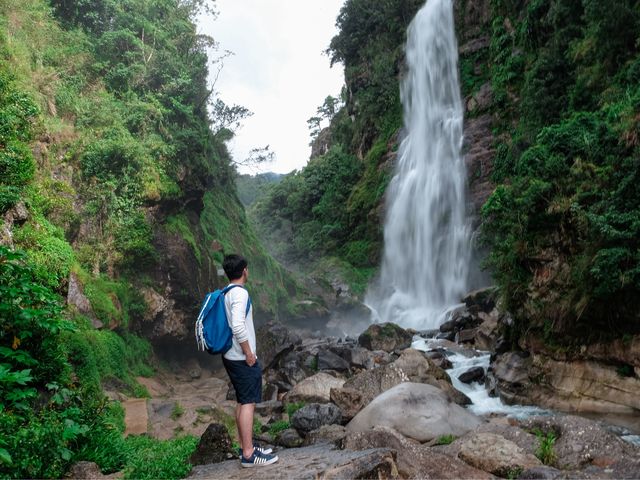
top-left (123, 398), bottom-right (148, 436)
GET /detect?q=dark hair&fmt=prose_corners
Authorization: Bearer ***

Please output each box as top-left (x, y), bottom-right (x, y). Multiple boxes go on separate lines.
top-left (222, 254), bottom-right (247, 281)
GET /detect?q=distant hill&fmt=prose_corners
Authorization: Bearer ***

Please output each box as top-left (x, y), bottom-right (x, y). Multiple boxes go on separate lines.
top-left (236, 172), bottom-right (285, 207)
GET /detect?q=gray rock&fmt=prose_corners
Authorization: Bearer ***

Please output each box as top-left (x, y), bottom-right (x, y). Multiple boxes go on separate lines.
top-left (276, 428), bottom-right (304, 448)
top-left (284, 372), bottom-right (345, 404)
top-left (68, 461), bottom-right (117, 479)
top-left (459, 366), bottom-right (486, 384)
top-left (317, 349), bottom-right (350, 371)
top-left (457, 432), bottom-right (542, 477)
top-left (330, 387), bottom-right (365, 421)
top-left (456, 328), bottom-right (478, 344)
top-left (346, 382), bottom-right (482, 443)
top-left (255, 400), bottom-right (283, 416)
top-left (344, 426), bottom-right (492, 479)
top-left (291, 403), bottom-right (342, 433)
top-left (463, 287), bottom-right (498, 313)
top-left (257, 322), bottom-right (302, 370)
top-left (304, 424), bottom-right (347, 447)
top-left (517, 466), bottom-right (561, 479)
top-left (188, 444), bottom-right (397, 480)
top-left (343, 363), bottom-right (409, 405)
top-left (358, 322), bottom-right (413, 352)
top-left (189, 423), bottom-right (234, 465)
top-left (518, 415), bottom-right (640, 470)
top-left (262, 382), bottom-right (279, 401)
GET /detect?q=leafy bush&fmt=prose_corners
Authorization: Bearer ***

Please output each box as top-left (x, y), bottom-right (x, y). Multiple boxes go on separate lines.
top-left (122, 435), bottom-right (198, 480)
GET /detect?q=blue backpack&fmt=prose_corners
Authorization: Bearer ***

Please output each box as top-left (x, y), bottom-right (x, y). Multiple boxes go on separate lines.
top-left (195, 284), bottom-right (252, 355)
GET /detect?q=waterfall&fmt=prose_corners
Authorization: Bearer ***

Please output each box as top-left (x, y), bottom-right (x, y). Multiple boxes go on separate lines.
top-left (365, 0), bottom-right (471, 330)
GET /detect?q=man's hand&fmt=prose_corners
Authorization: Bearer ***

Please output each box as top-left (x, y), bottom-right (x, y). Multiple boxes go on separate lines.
top-left (245, 351), bottom-right (257, 367)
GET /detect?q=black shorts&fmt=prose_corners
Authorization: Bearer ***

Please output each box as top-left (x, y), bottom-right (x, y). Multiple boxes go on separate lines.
top-left (222, 357), bottom-right (262, 405)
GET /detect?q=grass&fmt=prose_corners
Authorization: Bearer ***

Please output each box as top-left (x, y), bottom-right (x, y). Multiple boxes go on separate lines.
top-left (267, 420), bottom-right (290, 437)
top-left (533, 429), bottom-right (557, 466)
top-left (170, 402), bottom-right (184, 421)
top-left (434, 434), bottom-right (456, 446)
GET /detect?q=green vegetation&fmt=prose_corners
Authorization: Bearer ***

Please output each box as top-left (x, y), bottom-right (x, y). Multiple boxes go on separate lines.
top-left (480, 0), bottom-right (640, 342)
top-left (285, 401), bottom-right (306, 418)
top-left (170, 402), bottom-right (185, 420)
top-left (434, 434), bottom-right (456, 446)
top-left (268, 419), bottom-right (291, 436)
top-left (533, 429), bottom-right (557, 466)
top-left (236, 172), bottom-right (284, 207)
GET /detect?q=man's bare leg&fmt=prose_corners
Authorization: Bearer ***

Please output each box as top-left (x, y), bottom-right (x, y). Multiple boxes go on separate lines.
top-left (239, 403), bottom-right (256, 459)
top-left (235, 404), bottom-right (242, 450)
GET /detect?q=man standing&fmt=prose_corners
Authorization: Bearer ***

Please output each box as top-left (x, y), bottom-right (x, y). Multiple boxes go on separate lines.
top-left (221, 254), bottom-right (278, 468)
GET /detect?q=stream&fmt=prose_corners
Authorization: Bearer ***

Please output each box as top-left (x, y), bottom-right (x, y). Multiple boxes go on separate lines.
top-left (411, 335), bottom-right (640, 447)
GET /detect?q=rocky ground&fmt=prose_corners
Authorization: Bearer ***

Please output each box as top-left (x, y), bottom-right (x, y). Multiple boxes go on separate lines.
top-left (74, 288), bottom-right (640, 479)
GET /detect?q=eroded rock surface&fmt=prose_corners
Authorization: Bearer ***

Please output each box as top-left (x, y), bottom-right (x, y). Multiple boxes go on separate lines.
top-left (188, 444), bottom-right (398, 479)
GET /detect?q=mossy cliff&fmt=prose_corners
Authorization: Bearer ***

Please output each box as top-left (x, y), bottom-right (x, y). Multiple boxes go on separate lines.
top-left (0, 1), bottom-right (298, 477)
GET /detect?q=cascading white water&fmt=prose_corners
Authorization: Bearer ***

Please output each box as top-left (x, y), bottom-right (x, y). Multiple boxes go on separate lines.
top-left (366, 0), bottom-right (472, 330)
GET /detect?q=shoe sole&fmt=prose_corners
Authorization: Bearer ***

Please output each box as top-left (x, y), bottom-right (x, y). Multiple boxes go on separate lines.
top-left (241, 455), bottom-right (279, 468)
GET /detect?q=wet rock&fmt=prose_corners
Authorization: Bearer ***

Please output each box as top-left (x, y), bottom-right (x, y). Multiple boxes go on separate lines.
top-left (358, 322), bottom-right (413, 352)
top-left (344, 426), bottom-right (492, 479)
top-left (291, 403), bottom-right (342, 433)
top-left (456, 328), bottom-right (479, 344)
top-left (276, 428), bottom-right (304, 448)
top-left (440, 318), bottom-right (457, 333)
top-left (437, 331), bottom-right (456, 341)
top-left (457, 432), bottom-right (542, 477)
top-left (475, 315), bottom-right (499, 351)
top-left (330, 387), bottom-right (365, 421)
top-left (347, 382), bottom-right (482, 443)
top-left (284, 372), bottom-right (345, 404)
top-left (392, 348), bottom-right (445, 383)
top-left (189, 423), bottom-right (234, 466)
top-left (304, 424), bottom-right (347, 447)
top-left (484, 370), bottom-right (499, 397)
top-left (317, 349), bottom-right (350, 371)
top-left (463, 287), bottom-right (498, 313)
top-left (459, 366), bottom-right (485, 384)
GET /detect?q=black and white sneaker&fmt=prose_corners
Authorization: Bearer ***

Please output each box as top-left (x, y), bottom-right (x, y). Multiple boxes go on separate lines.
top-left (241, 448), bottom-right (279, 468)
top-left (237, 442), bottom-right (273, 458)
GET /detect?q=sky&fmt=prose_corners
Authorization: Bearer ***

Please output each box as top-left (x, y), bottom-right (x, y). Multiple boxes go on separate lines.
top-left (198, 0), bottom-right (346, 175)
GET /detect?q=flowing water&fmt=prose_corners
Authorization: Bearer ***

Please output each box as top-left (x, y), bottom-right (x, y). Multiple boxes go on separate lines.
top-left (366, 0), bottom-right (472, 329)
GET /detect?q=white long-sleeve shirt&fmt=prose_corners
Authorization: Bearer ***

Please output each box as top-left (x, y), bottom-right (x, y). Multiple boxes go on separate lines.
top-left (223, 284), bottom-right (256, 361)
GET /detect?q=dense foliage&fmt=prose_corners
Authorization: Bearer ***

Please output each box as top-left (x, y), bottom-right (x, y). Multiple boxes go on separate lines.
top-left (480, 0), bottom-right (640, 340)
top-left (0, 0), bottom-right (294, 476)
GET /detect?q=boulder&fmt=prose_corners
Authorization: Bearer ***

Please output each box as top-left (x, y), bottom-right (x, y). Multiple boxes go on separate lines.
top-left (317, 349), bottom-right (350, 371)
top-left (68, 461), bottom-right (121, 479)
top-left (358, 322), bottom-right (413, 352)
top-left (281, 350), bottom-right (312, 386)
top-left (475, 315), bottom-right (499, 351)
top-left (291, 403), bottom-right (342, 433)
top-left (456, 328), bottom-right (478, 344)
top-left (344, 426), bottom-right (492, 479)
top-left (346, 382), bottom-right (482, 443)
top-left (457, 432), bottom-right (542, 477)
top-left (458, 366), bottom-right (486, 384)
top-left (304, 424), bottom-right (347, 447)
top-left (275, 428), bottom-right (304, 448)
top-left (257, 322), bottom-right (302, 370)
top-left (518, 415), bottom-right (640, 470)
top-left (463, 287), bottom-right (498, 313)
top-left (392, 348), bottom-right (447, 383)
top-left (330, 387), bottom-right (365, 421)
top-left (189, 423), bottom-right (234, 466)
top-left (67, 273), bottom-right (101, 329)
top-left (284, 372), bottom-right (345, 404)
top-left (343, 363), bottom-right (409, 405)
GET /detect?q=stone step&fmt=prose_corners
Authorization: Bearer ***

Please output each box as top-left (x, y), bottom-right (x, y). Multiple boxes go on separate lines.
top-left (123, 398), bottom-right (148, 436)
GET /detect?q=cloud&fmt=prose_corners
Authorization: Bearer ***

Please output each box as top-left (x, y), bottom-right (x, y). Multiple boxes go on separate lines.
top-left (198, 0), bottom-right (345, 174)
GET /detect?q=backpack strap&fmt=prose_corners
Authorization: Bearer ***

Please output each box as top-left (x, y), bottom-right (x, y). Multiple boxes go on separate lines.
top-left (222, 284), bottom-right (252, 316)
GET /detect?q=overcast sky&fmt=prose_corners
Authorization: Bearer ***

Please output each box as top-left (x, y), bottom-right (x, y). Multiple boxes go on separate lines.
top-left (198, 0), bottom-right (346, 175)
